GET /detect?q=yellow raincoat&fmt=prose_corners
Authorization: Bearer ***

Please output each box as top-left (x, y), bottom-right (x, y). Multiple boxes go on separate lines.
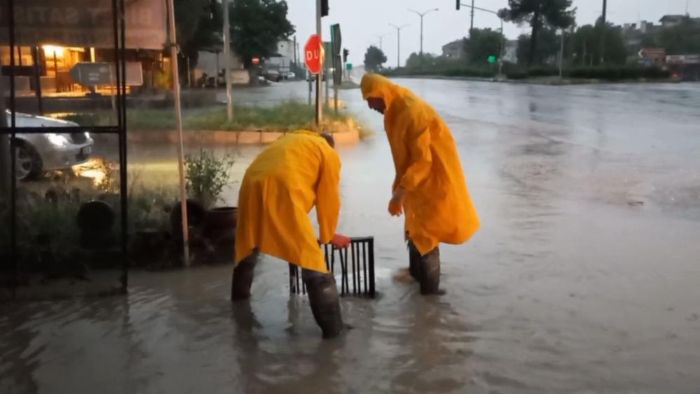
top-left (361, 73), bottom-right (480, 255)
top-left (234, 130), bottom-right (341, 272)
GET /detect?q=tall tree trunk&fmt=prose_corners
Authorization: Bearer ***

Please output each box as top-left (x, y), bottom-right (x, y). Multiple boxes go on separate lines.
top-left (528, 10), bottom-right (541, 67)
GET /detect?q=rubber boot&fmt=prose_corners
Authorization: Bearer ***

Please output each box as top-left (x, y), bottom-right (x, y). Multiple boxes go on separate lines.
top-left (407, 240), bottom-right (422, 282)
top-left (303, 272), bottom-right (344, 339)
top-left (231, 254), bottom-right (256, 301)
top-left (419, 247), bottom-right (441, 295)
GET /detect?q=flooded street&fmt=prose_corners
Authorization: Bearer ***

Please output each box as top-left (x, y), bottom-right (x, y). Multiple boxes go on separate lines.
top-left (3, 79), bottom-right (700, 393)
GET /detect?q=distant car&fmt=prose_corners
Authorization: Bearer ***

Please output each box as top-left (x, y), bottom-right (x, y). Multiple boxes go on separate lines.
top-left (263, 69), bottom-right (282, 82)
top-left (285, 71), bottom-right (296, 80)
top-left (11, 112), bottom-right (94, 181)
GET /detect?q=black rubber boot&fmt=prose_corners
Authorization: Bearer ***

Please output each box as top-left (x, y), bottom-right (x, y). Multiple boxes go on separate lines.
top-left (407, 241), bottom-right (422, 282)
top-left (419, 247), bottom-right (441, 295)
top-left (303, 273), bottom-right (344, 339)
top-left (231, 254), bottom-right (256, 301)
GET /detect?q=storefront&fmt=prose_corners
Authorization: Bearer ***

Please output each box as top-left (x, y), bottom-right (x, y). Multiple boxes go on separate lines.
top-left (0, 0), bottom-right (167, 97)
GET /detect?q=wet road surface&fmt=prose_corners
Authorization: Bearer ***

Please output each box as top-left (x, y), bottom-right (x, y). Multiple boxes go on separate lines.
top-left (2, 80), bottom-right (700, 393)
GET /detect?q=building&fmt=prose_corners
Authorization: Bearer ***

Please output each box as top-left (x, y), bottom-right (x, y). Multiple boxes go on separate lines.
top-left (660, 15), bottom-right (687, 28)
top-left (442, 39), bottom-right (465, 59)
top-left (0, 0), bottom-right (168, 96)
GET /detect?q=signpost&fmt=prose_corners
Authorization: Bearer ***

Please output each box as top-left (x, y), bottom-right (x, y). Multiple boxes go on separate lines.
top-left (305, 33), bottom-right (324, 126)
top-left (330, 24), bottom-right (342, 114)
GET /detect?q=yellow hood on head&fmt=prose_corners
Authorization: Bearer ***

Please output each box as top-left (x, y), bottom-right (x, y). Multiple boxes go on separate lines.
top-left (361, 73), bottom-right (403, 107)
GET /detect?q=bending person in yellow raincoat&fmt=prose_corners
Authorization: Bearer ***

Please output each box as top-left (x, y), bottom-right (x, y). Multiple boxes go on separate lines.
top-left (232, 130), bottom-right (351, 338)
top-left (361, 73), bottom-right (480, 295)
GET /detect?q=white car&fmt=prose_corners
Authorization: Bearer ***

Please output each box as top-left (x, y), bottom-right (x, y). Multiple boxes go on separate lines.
top-left (11, 112), bottom-right (94, 181)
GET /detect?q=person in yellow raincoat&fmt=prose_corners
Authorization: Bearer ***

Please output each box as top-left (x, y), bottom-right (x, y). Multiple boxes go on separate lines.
top-left (232, 130), bottom-right (351, 338)
top-left (360, 73), bottom-right (480, 295)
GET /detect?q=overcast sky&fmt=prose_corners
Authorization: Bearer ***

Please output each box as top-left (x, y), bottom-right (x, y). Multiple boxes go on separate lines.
top-left (284, 0), bottom-right (699, 67)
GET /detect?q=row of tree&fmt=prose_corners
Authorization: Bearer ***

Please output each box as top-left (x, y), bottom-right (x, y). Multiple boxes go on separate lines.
top-left (372, 0), bottom-right (700, 72)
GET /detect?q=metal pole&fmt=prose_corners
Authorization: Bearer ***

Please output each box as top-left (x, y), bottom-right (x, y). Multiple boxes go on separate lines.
top-left (315, 0), bottom-right (323, 127)
top-left (559, 28), bottom-right (564, 78)
top-left (420, 15), bottom-right (424, 55)
top-left (470, 0), bottom-right (475, 35)
top-left (600, 0), bottom-right (607, 65)
top-left (398, 28), bottom-right (400, 68)
top-left (166, 0), bottom-right (190, 266)
top-left (0, 77), bottom-right (8, 201)
top-left (223, 0), bottom-right (233, 121)
top-left (498, 18), bottom-right (504, 77)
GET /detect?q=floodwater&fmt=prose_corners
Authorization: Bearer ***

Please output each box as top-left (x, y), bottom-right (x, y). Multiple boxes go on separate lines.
top-left (3, 80), bottom-right (700, 393)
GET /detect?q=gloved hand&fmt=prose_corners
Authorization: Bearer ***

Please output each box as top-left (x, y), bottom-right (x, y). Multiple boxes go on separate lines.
top-left (331, 233), bottom-right (352, 249)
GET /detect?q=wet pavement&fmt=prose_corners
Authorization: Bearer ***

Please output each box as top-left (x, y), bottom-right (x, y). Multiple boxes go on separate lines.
top-left (2, 80), bottom-right (700, 393)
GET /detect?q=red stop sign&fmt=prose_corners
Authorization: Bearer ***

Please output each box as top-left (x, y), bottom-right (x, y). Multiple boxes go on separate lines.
top-left (304, 34), bottom-right (324, 75)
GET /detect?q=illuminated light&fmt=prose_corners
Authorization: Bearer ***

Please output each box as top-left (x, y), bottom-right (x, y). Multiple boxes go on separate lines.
top-left (47, 133), bottom-right (69, 147)
top-left (42, 45), bottom-right (65, 57)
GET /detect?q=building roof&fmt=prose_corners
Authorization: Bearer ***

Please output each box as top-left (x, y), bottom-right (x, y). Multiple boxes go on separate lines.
top-left (660, 14), bottom-right (686, 22)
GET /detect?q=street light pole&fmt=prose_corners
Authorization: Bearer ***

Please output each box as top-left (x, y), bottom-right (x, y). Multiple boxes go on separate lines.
top-left (408, 8), bottom-right (439, 55)
top-left (389, 23), bottom-right (409, 68)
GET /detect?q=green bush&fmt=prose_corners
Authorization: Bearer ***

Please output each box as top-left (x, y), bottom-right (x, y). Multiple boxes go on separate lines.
top-left (566, 66), bottom-right (670, 80)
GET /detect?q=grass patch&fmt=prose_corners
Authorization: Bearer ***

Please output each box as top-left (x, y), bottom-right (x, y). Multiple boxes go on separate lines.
top-left (58, 101), bottom-right (356, 133)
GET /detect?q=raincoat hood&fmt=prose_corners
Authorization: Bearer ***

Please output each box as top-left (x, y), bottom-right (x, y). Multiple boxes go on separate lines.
top-left (361, 73), bottom-right (403, 108)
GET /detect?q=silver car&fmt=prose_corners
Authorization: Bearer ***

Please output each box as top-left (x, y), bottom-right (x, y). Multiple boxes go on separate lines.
top-left (12, 112), bottom-right (94, 181)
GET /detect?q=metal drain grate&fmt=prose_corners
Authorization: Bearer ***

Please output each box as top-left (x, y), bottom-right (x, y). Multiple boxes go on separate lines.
top-left (289, 237), bottom-right (375, 298)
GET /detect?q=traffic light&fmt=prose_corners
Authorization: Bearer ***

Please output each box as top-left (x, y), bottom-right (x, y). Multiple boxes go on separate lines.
top-left (343, 48), bottom-right (349, 63)
top-left (321, 0), bottom-right (329, 17)
top-left (456, 0), bottom-right (460, 10)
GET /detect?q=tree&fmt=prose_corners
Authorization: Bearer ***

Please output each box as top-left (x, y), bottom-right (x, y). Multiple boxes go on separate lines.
top-left (464, 28), bottom-right (504, 65)
top-left (364, 46), bottom-right (387, 72)
top-left (499, 0), bottom-right (576, 66)
top-left (174, 0), bottom-right (222, 85)
top-left (516, 27), bottom-right (559, 65)
top-left (177, 0), bottom-right (223, 85)
top-left (570, 21), bottom-right (626, 66)
top-left (657, 17), bottom-right (700, 55)
top-left (230, 0), bottom-right (295, 69)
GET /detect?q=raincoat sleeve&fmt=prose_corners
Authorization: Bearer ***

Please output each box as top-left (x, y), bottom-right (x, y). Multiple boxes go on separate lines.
top-left (315, 149), bottom-right (342, 244)
top-left (399, 122), bottom-right (432, 192)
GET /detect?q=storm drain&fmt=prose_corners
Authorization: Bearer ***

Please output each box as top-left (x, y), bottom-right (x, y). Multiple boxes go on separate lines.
top-left (289, 237), bottom-right (375, 298)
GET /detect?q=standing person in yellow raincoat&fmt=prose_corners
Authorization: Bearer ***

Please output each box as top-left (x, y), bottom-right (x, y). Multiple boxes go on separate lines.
top-left (232, 130), bottom-right (351, 338)
top-left (360, 73), bottom-right (480, 295)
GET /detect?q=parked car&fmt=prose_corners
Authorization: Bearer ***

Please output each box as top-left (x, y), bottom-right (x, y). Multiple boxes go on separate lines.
top-left (263, 69), bottom-right (282, 82)
top-left (11, 112), bottom-right (94, 181)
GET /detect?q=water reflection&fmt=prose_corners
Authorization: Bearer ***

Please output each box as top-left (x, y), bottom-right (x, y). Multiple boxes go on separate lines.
top-left (2, 80), bottom-right (700, 393)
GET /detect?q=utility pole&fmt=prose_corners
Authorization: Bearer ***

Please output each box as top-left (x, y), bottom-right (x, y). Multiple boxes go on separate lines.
top-left (600, 0), bottom-right (607, 65)
top-left (470, 0), bottom-right (475, 36)
top-left (559, 29), bottom-right (565, 78)
top-left (409, 8), bottom-right (439, 55)
top-left (223, 0), bottom-right (233, 121)
top-left (376, 33), bottom-right (388, 51)
top-left (166, 0), bottom-right (190, 267)
top-left (389, 23), bottom-right (408, 68)
top-left (315, 0), bottom-right (323, 127)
